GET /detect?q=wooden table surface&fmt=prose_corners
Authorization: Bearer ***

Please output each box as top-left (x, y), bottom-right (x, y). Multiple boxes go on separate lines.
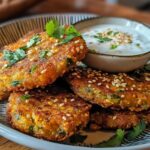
top-left (0, 0), bottom-right (150, 150)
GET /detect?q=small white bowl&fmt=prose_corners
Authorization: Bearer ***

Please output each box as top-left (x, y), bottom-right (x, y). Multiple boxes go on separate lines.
top-left (74, 17), bottom-right (150, 72)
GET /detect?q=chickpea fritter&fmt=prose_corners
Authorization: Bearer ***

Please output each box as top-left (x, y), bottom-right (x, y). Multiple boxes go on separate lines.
top-left (7, 86), bottom-right (91, 141)
top-left (66, 67), bottom-right (150, 112)
top-left (89, 107), bottom-right (150, 130)
top-left (0, 32), bottom-right (87, 100)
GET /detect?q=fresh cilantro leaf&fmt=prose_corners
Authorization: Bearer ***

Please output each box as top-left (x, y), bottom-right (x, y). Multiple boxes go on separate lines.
top-left (111, 44), bottom-right (118, 49)
top-left (60, 34), bottom-right (77, 44)
top-left (26, 35), bottom-right (41, 48)
top-left (95, 129), bottom-right (125, 147)
top-left (126, 120), bottom-right (146, 140)
top-left (39, 50), bottom-right (48, 59)
top-left (11, 80), bottom-right (20, 86)
top-left (3, 49), bottom-right (26, 66)
top-left (94, 35), bottom-right (112, 43)
top-left (21, 94), bottom-right (31, 100)
top-left (70, 134), bottom-right (87, 144)
top-left (65, 25), bottom-right (80, 36)
top-left (53, 26), bottom-right (65, 39)
top-left (45, 20), bottom-right (80, 44)
top-left (46, 20), bottom-right (59, 36)
top-left (107, 31), bottom-right (113, 35)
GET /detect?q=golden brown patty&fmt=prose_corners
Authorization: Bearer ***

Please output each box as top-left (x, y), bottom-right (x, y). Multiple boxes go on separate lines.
top-left (66, 67), bottom-right (150, 112)
top-left (7, 86), bottom-right (91, 141)
top-left (89, 107), bottom-right (150, 130)
top-left (0, 32), bottom-right (87, 100)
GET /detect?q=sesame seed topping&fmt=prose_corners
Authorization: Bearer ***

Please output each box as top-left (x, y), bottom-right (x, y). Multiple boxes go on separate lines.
top-left (62, 116), bottom-right (67, 121)
top-left (121, 95), bottom-right (125, 98)
top-left (70, 98), bottom-right (75, 102)
top-left (59, 103), bottom-right (64, 107)
top-left (80, 45), bottom-right (84, 49)
top-left (41, 69), bottom-right (47, 74)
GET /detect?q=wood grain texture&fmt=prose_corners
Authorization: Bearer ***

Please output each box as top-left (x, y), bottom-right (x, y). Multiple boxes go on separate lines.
top-left (1, 0), bottom-right (150, 149)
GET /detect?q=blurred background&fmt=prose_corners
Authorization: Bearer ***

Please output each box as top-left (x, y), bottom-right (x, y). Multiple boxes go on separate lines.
top-left (0, 0), bottom-right (150, 23)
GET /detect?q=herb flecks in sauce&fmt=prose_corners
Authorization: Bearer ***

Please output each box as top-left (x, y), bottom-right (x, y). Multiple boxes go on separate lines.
top-left (94, 29), bottom-right (132, 50)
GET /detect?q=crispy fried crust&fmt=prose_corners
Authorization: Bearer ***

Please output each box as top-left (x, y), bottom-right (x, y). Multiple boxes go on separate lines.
top-left (89, 108), bottom-right (150, 130)
top-left (0, 32), bottom-right (87, 100)
top-left (7, 86), bottom-right (91, 141)
top-left (66, 67), bottom-right (150, 111)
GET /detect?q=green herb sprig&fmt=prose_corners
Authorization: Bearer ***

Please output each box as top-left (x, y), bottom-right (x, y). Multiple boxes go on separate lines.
top-left (3, 35), bottom-right (41, 67)
top-left (46, 20), bottom-right (80, 44)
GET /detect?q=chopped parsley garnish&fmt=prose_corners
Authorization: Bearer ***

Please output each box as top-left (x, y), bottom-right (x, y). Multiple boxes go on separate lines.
top-left (29, 65), bottom-right (37, 73)
top-left (39, 50), bottom-right (48, 59)
top-left (114, 31), bottom-right (119, 35)
top-left (46, 20), bottom-right (80, 44)
top-left (11, 80), bottom-right (20, 86)
top-left (29, 125), bottom-right (34, 133)
top-left (95, 129), bottom-right (125, 147)
top-left (21, 94), bottom-right (31, 100)
top-left (3, 35), bottom-right (41, 67)
top-left (136, 43), bottom-right (141, 48)
top-left (107, 31), bottom-right (113, 35)
top-left (26, 35), bottom-right (41, 48)
top-left (126, 120), bottom-right (146, 140)
top-left (94, 35), bottom-right (112, 43)
top-left (3, 49), bottom-right (26, 67)
top-left (111, 44), bottom-right (118, 49)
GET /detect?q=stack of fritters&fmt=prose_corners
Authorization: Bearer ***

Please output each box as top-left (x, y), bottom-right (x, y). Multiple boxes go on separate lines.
top-left (66, 66), bottom-right (150, 129)
top-left (1, 27), bottom-right (150, 142)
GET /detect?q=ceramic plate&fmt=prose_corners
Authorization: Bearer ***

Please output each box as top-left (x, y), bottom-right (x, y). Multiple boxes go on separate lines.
top-left (0, 13), bottom-right (150, 150)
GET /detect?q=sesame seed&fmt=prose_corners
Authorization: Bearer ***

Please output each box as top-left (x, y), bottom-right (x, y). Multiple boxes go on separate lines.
top-left (25, 91), bottom-right (29, 94)
top-left (121, 95), bottom-right (125, 98)
top-left (106, 85), bottom-right (109, 89)
top-left (41, 69), bottom-right (47, 74)
top-left (130, 88), bottom-right (134, 91)
top-left (74, 40), bottom-right (79, 44)
top-left (97, 83), bottom-right (101, 86)
top-left (53, 99), bottom-right (58, 102)
top-left (112, 116), bottom-right (117, 120)
top-left (88, 80), bottom-right (92, 83)
top-left (59, 103), bottom-right (64, 107)
top-left (80, 45), bottom-right (84, 49)
top-left (66, 113), bottom-right (71, 117)
top-left (62, 116), bottom-right (67, 121)
top-left (26, 114), bottom-right (30, 118)
top-left (70, 98), bottom-right (75, 102)
top-left (88, 84), bottom-right (91, 87)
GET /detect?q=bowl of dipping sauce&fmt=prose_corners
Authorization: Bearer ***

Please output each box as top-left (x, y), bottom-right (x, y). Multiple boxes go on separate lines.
top-left (74, 17), bottom-right (150, 72)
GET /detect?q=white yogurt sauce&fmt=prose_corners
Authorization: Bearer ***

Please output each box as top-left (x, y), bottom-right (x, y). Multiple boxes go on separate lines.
top-left (81, 24), bottom-right (150, 56)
